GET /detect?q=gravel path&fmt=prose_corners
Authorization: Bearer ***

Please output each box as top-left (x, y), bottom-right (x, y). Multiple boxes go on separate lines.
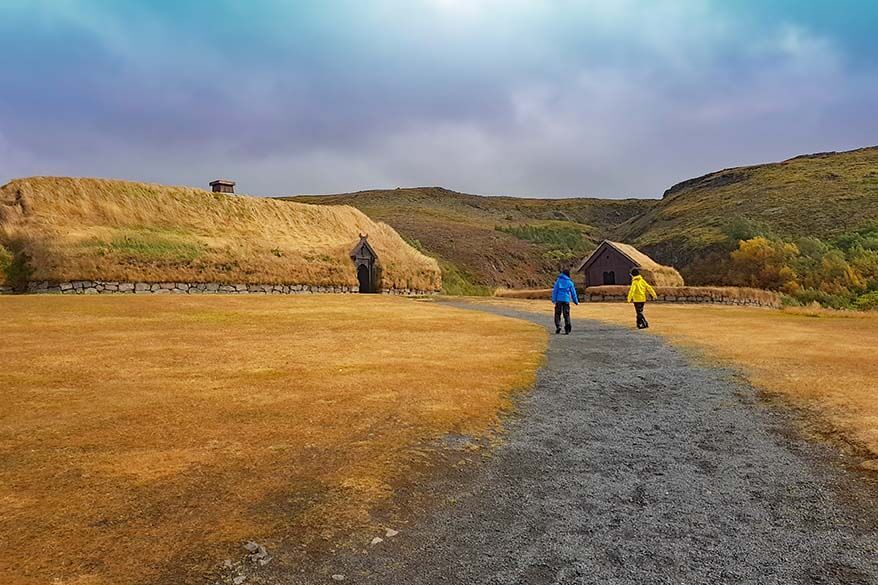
top-left (293, 306), bottom-right (878, 584)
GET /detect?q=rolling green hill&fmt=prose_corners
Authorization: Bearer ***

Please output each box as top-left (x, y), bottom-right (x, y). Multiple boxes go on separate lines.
top-left (287, 147), bottom-right (878, 299)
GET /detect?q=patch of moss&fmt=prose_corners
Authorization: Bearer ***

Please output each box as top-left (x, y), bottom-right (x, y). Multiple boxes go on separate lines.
top-left (85, 230), bottom-right (205, 262)
top-left (0, 243), bottom-right (32, 288)
top-left (439, 260), bottom-right (493, 296)
top-left (402, 236), bottom-right (492, 295)
top-left (0, 244), bottom-right (11, 285)
top-left (496, 223), bottom-right (590, 254)
top-left (856, 291), bottom-right (878, 311)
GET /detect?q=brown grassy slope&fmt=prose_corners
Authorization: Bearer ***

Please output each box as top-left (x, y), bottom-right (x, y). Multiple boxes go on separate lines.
top-left (0, 295), bottom-right (545, 585)
top-left (290, 148), bottom-right (878, 290)
top-left (288, 187), bottom-right (652, 289)
top-left (619, 146), bottom-right (878, 268)
top-left (0, 177), bottom-right (441, 290)
top-left (477, 298), bottom-right (878, 465)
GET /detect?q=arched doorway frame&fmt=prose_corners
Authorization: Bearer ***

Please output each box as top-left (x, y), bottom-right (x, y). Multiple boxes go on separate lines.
top-left (350, 234), bottom-right (380, 293)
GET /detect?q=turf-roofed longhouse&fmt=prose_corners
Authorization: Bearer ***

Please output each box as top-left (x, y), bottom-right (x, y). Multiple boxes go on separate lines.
top-left (0, 177), bottom-right (441, 293)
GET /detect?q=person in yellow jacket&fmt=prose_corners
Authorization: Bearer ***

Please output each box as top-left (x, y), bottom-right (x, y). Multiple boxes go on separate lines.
top-left (626, 268), bottom-right (657, 329)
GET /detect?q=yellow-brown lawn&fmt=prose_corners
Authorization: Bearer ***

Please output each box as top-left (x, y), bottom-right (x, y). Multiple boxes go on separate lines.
top-left (475, 298), bottom-right (878, 465)
top-left (0, 295), bottom-right (545, 585)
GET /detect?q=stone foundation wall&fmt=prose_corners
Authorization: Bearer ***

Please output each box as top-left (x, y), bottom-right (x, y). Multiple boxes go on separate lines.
top-left (2, 280), bottom-right (436, 297)
top-left (584, 285), bottom-right (781, 308)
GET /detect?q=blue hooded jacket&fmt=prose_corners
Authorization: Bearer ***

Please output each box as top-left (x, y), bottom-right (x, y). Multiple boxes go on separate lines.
top-left (551, 273), bottom-right (579, 304)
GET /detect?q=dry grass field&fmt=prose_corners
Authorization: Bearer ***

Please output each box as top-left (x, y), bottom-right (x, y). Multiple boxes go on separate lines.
top-left (477, 298), bottom-right (878, 464)
top-left (0, 295), bottom-right (544, 585)
top-left (0, 177), bottom-right (441, 290)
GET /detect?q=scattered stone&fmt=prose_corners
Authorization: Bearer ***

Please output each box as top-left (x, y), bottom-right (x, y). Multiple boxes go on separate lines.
top-left (331, 575), bottom-right (346, 581)
top-left (233, 576), bottom-right (246, 585)
top-left (242, 541), bottom-right (272, 566)
top-left (385, 528), bottom-right (399, 537)
top-left (370, 536), bottom-right (384, 546)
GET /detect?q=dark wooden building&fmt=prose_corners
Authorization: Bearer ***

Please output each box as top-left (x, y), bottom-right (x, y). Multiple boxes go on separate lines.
top-left (576, 240), bottom-right (684, 288)
top-left (350, 234), bottom-right (380, 293)
top-left (209, 179), bottom-right (236, 194)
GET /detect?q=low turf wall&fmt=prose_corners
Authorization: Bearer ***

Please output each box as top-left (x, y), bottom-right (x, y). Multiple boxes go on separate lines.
top-left (584, 285), bottom-right (781, 308)
top-left (494, 285), bottom-right (781, 308)
top-left (2, 280), bottom-right (435, 297)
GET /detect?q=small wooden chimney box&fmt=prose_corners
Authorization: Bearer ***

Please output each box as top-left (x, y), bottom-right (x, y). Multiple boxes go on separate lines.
top-left (209, 179), bottom-right (236, 194)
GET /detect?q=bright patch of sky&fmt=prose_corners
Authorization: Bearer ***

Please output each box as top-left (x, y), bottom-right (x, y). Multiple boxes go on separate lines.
top-left (1, 0), bottom-right (876, 197)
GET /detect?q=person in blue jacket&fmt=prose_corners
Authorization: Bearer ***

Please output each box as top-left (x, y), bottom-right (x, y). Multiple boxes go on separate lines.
top-left (551, 269), bottom-right (579, 334)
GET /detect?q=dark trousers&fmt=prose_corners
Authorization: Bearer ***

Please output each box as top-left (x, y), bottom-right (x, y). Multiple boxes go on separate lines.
top-left (554, 302), bottom-right (571, 332)
top-left (634, 302), bottom-right (649, 329)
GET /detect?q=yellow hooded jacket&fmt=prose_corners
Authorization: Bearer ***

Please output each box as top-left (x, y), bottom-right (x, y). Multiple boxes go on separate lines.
top-left (627, 274), bottom-right (657, 303)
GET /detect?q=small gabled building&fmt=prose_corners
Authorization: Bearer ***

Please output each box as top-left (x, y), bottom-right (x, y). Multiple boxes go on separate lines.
top-left (576, 240), bottom-right (684, 288)
top-left (350, 234), bottom-right (380, 293)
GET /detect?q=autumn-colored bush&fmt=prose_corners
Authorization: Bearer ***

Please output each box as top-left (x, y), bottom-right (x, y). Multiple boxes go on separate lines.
top-left (728, 236), bottom-right (800, 293)
top-left (719, 223), bottom-right (878, 310)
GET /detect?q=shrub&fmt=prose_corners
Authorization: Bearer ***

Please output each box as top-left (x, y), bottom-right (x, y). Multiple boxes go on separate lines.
top-left (439, 261), bottom-right (493, 296)
top-left (833, 222), bottom-right (878, 252)
top-left (856, 291), bottom-right (878, 311)
top-left (720, 232), bottom-right (878, 311)
top-left (496, 224), bottom-right (591, 261)
top-left (723, 217), bottom-right (774, 243)
top-left (497, 224), bottom-right (584, 250)
top-left (0, 244), bottom-right (32, 288)
top-left (794, 288), bottom-right (855, 310)
top-left (0, 244), bottom-right (11, 285)
top-left (729, 237), bottom-right (799, 291)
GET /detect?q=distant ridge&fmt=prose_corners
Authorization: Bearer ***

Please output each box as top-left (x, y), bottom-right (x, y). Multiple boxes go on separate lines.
top-left (290, 146), bottom-right (878, 290)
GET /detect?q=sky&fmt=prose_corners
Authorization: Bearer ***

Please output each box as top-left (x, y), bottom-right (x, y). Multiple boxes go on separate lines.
top-left (1, 1), bottom-right (877, 198)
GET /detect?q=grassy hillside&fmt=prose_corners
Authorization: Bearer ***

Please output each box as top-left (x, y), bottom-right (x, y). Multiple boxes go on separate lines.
top-left (621, 147), bottom-right (878, 268)
top-left (6, 147), bottom-right (873, 301)
top-left (0, 177), bottom-right (441, 291)
top-left (289, 148), bottom-right (878, 304)
top-left (289, 187), bottom-right (652, 291)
